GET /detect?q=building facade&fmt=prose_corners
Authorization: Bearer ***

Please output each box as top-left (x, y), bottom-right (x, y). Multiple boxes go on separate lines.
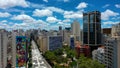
top-left (111, 23), bottom-right (120, 38)
top-left (83, 11), bottom-right (101, 47)
top-left (104, 37), bottom-right (120, 68)
top-left (92, 46), bottom-right (105, 64)
top-left (0, 30), bottom-right (8, 68)
top-left (48, 36), bottom-right (62, 50)
top-left (71, 20), bottom-right (81, 42)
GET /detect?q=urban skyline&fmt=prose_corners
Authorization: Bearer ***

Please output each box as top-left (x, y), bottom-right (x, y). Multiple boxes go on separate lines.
top-left (0, 0), bottom-right (120, 68)
top-left (0, 0), bottom-right (120, 31)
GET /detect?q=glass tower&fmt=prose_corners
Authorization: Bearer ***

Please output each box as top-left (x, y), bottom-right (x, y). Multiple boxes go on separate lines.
top-left (83, 11), bottom-right (101, 46)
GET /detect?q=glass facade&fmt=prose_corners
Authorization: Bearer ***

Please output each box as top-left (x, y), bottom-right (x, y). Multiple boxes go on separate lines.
top-left (83, 11), bottom-right (101, 45)
top-left (70, 37), bottom-right (74, 49)
top-left (49, 36), bottom-right (62, 50)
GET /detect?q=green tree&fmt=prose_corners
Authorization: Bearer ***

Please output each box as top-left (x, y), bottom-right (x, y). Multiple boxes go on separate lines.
top-left (78, 55), bottom-right (105, 68)
top-left (44, 51), bottom-right (56, 61)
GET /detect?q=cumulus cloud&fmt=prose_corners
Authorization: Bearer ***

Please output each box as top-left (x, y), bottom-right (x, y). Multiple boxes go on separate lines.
top-left (76, 2), bottom-right (88, 9)
top-left (103, 21), bottom-right (119, 25)
top-left (28, 2), bottom-right (45, 9)
top-left (101, 9), bottom-right (119, 20)
top-left (0, 0), bottom-right (29, 9)
top-left (0, 12), bottom-right (11, 17)
top-left (43, 0), bottom-right (48, 2)
top-left (46, 16), bottom-right (60, 23)
top-left (1, 20), bottom-right (7, 23)
top-left (63, 19), bottom-right (71, 23)
top-left (11, 14), bottom-right (35, 23)
top-left (64, 11), bottom-right (83, 19)
top-left (115, 4), bottom-right (120, 8)
top-left (33, 9), bottom-right (53, 17)
top-left (57, 21), bottom-right (64, 25)
top-left (46, 7), bottom-right (64, 14)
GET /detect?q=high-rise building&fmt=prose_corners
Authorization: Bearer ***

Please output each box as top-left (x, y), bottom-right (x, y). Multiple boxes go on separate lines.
top-left (0, 30), bottom-right (8, 68)
top-left (11, 31), bottom-right (27, 68)
top-left (48, 36), bottom-right (62, 50)
top-left (83, 11), bottom-right (101, 49)
top-left (71, 20), bottom-right (81, 42)
top-left (59, 26), bottom-right (62, 31)
top-left (11, 31), bottom-right (17, 68)
top-left (16, 36), bottom-right (27, 67)
top-left (111, 23), bottom-right (120, 38)
top-left (37, 36), bottom-right (48, 53)
top-left (104, 37), bottom-right (120, 68)
top-left (63, 28), bottom-right (71, 46)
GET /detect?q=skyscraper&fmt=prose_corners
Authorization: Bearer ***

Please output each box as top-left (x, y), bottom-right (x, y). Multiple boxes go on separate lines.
top-left (83, 11), bottom-right (101, 48)
top-left (104, 37), bottom-right (120, 68)
top-left (111, 23), bottom-right (120, 38)
top-left (71, 20), bottom-right (81, 42)
top-left (0, 30), bottom-right (8, 68)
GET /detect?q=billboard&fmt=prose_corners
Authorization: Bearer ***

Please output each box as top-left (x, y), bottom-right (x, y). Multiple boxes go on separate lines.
top-left (16, 36), bottom-right (27, 67)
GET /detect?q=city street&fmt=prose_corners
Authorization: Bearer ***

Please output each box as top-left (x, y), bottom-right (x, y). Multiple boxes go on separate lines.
top-left (31, 40), bottom-right (52, 68)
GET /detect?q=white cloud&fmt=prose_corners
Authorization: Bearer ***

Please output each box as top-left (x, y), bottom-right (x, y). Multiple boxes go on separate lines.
top-left (101, 9), bottom-right (119, 20)
top-left (46, 7), bottom-right (64, 14)
top-left (28, 2), bottom-right (45, 9)
top-left (1, 20), bottom-right (7, 23)
top-left (57, 21), bottom-right (64, 25)
top-left (0, 12), bottom-right (11, 17)
top-left (46, 16), bottom-right (60, 23)
top-left (115, 4), bottom-right (120, 8)
top-left (76, 2), bottom-right (88, 9)
top-left (43, 0), bottom-right (48, 2)
top-left (63, 19), bottom-right (71, 23)
top-left (64, 11), bottom-right (83, 19)
top-left (103, 21), bottom-right (119, 25)
top-left (0, 0), bottom-right (29, 9)
top-left (11, 14), bottom-right (35, 23)
top-left (33, 9), bottom-right (53, 17)
top-left (102, 4), bottom-right (110, 8)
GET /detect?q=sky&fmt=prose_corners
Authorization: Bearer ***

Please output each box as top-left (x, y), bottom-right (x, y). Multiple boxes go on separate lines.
top-left (0, 0), bottom-right (120, 31)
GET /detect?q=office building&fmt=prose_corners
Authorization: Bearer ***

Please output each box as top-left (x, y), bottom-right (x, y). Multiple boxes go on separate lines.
top-left (70, 35), bottom-right (74, 49)
top-left (63, 28), bottom-right (71, 46)
top-left (111, 23), bottom-right (120, 38)
top-left (71, 20), bottom-right (81, 42)
top-left (48, 36), bottom-right (62, 50)
top-left (37, 36), bottom-right (48, 53)
top-left (104, 37), bottom-right (120, 68)
top-left (83, 11), bottom-right (101, 51)
top-left (102, 28), bottom-right (111, 36)
top-left (59, 26), bottom-right (62, 31)
top-left (0, 30), bottom-right (8, 68)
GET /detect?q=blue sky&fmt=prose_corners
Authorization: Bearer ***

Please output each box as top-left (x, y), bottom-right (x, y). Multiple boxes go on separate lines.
top-left (0, 0), bottom-right (120, 30)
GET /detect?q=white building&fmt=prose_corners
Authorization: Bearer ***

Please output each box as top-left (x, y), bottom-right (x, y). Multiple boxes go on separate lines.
top-left (92, 46), bottom-right (105, 64)
top-left (0, 30), bottom-right (8, 68)
top-left (111, 23), bottom-right (120, 38)
top-left (71, 20), bottom-right (81, 42)
top-left (11, 31), bottom-right (17, 68)
top-left (104, 37), bottom-right (120, 68)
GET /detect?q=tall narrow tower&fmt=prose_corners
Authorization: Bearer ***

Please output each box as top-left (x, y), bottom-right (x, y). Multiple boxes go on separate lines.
top-left (83, 11), bottom-right (101, 50)
top-left (0, 29), bottom-right (8, 68)
top-left (71, 20), bottom-right (81, 42)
